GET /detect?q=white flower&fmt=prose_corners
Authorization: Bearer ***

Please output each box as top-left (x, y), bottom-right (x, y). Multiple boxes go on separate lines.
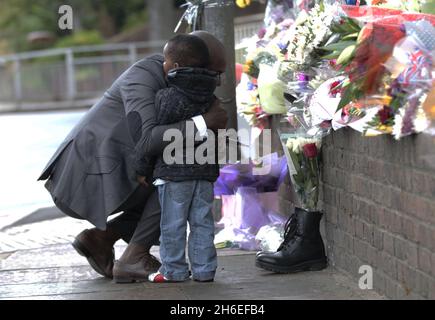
top-left (392, 111), bottom-right (404, 140)
top-left (414, 107), bottom-right (430, 133)
top-left (286, 138), bottom-right (293, 151)
top-left (287, 137), bottom-right (322, 154)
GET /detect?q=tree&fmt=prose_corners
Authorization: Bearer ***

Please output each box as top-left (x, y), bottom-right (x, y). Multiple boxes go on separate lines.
top-left (146, 0), bottom-right (178, 41)
top-left (0, 0), bottom-right (147, 53)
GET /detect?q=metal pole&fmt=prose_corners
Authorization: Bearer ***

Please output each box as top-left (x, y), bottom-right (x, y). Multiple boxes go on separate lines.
top-left (13, 58), bottom-right (22, 109)
top-left (65, 49), bottom-right (76, 100)
top-left (202, 0), bottom-right (238, 130)
top-left (128, 44), bottom-right (138, 65)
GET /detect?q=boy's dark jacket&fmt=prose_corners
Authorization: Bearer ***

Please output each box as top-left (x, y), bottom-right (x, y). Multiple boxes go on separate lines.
top-left (153, 67), bottom-right (220, 182)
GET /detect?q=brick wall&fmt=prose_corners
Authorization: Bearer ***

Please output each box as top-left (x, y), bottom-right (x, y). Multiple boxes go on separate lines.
top-left (321, 129), bottom-right (435, 299)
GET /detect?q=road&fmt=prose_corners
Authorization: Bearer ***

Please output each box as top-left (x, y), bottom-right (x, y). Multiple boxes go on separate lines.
top-left (0, 110), bottom-right (85, 229)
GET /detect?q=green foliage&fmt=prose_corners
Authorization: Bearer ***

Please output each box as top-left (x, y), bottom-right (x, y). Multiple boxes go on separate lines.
top-left (122, 10), bottom-right (149, 32)
top-left (54, 30), bottom-right (104, 48)
top-left (420, 1), bottom-right (435, 14)
top-left (0, 0), bottom-right (147, 53)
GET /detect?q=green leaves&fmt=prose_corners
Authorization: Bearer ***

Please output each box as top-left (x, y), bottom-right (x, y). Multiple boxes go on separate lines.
top-left (337, 81), bottom-right (364, 111)
top-left (290, 154), bottom-right (320, 211)
top-left (342, 32), bottom-right (359, 41)
top-left (321, 41), bottom-right (356, 52)
top-left (321, 17), bottom-right (362, 65)
top-left (337, 86), bottom-right (355, 111)
top-left (336, 44), bottom-right (356, 66)
top-left (289, 150), bottom-right (301, 172)
top-left (322, 51), bottom-right (341, 60)
top-left (346, 17), bottom-right (362, 33)
top-left (330, 17), bottom-right (361, 35)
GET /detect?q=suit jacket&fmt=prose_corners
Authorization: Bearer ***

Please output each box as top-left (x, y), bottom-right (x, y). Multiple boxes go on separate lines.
top-left (38, 54), bottom-right (189, 229)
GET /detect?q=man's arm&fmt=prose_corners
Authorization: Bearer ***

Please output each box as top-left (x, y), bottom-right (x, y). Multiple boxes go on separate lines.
top-left (120, 59), bottom-right (227, 160)
top-left (120, 60), bottom-right (187, 160)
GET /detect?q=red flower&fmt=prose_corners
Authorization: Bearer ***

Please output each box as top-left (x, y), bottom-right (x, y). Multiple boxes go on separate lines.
top-left (378, 106), bottom-right (393, 124)
top-left (330, 81), bottom-right (342, 97)
top-left (303, 143), bottom-right (318, 158)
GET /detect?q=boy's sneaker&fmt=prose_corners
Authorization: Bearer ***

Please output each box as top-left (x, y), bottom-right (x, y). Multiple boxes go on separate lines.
top-left (148, 272), bottom-right (187, 283)
top-left (148, 272), bottom-right (170, 283)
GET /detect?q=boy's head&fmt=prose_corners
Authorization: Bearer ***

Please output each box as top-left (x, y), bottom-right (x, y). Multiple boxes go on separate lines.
top-left (163, 34), bottom-right (210, 75)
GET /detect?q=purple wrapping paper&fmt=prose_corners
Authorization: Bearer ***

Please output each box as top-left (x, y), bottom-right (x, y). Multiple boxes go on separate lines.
top-left (214, 153), bottom-right (289, 250)
top-left (236, 187), bottom-right (271, 230)
top-left (216, 190), bottom-right (287, 251)
top-left (214, 153), bottom-right (288, 196)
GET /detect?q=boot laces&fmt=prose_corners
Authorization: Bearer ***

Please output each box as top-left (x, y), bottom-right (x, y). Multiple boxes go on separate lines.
top-left (277, 214), bottom-right (298, 251)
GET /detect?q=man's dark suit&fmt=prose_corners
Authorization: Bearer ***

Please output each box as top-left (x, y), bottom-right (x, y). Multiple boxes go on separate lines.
top-left (38, 54), bottom-right (188, 246)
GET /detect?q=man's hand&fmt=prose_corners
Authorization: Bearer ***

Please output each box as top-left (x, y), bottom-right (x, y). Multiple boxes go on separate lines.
top-left (203, 99), bottom-right (228, 131)
top-left (137, 175), bottom-right (149, 187)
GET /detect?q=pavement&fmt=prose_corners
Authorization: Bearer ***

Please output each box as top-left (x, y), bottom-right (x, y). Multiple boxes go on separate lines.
top-left (0, 216), bottom-right (385, 300)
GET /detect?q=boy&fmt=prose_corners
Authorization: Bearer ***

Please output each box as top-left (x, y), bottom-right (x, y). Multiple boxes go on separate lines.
top-left (148, 34), bottom-right (220, 283)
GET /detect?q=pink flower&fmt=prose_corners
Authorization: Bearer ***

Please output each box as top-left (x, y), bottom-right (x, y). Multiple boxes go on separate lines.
top-left (257, 28), bottom-right (267, 39)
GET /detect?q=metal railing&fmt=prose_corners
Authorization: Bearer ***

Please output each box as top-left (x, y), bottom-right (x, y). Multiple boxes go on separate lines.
top-left (0, 41), bottom-right (166, 111)
top-left (0, 15), bottom-right (264, 113)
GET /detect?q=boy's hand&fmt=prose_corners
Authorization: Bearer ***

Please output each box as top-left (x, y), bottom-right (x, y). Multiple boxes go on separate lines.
top-left (137, 175), bottom-right (149, 187)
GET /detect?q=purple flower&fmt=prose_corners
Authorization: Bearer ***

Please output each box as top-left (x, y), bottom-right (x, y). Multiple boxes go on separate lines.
top-left (399, 23), bottom-right (406, 33)
top-left (247, 82), bottom-right (256, 90)
top-left (296, 72), bottom-right (310, 82)
top-left (257, 28), bottom-right (267, 39)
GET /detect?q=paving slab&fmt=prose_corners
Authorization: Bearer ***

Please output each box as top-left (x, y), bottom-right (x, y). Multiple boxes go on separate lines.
top-left (0, 243), bottom-right (384, 300)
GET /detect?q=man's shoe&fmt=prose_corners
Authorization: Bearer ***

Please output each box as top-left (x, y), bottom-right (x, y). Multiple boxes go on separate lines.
top-left (256, 208), bottom-right (327, 273)
top-left (113, 254), bottom-right (161, 283)
top-left (72, 229), bottom-right (116, 278)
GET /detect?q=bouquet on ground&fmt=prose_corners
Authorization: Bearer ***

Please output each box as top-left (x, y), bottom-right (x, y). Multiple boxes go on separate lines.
top-left (213, 153), bottom-right (289, 251)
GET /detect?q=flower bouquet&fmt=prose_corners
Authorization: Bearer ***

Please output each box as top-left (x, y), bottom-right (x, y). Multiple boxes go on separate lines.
top-left (213, 153), bottom-right (289, 251)
top-left (285, 135), bottom-right (322, 211)
top-left (279, 2), bottom-right (339, 73)
top-left (236, 74), bottom-right (270, 129)
top-left (361, 19), bottom-right (435, 138)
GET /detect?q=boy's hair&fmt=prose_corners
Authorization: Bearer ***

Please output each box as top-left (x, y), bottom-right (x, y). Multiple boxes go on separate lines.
top-left (165, 34), bottom-right (210, 68)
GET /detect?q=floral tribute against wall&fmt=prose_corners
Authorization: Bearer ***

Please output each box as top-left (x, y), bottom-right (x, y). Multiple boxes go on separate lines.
top-left (236, 0), bottom-right (435, 213)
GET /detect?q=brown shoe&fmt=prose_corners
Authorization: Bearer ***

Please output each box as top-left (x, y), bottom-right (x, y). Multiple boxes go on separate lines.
top-left (113, 254), bottom-right (161, 283)
top-left (72, 228), bottom-right (117, 278)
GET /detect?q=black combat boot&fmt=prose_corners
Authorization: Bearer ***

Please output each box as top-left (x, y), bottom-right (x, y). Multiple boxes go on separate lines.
top-left (255, 208), bottom-right (327, 273)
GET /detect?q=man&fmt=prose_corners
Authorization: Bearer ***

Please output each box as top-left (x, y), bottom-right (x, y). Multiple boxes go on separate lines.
top-left (38, 31), bottom-right (228, 283)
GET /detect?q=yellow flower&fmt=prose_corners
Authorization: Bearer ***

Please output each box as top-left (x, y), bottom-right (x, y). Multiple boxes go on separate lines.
top-left (243, 60), bottom-right (253, 74)
top-left (378, 125), bottom-right (393, 134)
top-left (236, 0), bottom-right (251, 8)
